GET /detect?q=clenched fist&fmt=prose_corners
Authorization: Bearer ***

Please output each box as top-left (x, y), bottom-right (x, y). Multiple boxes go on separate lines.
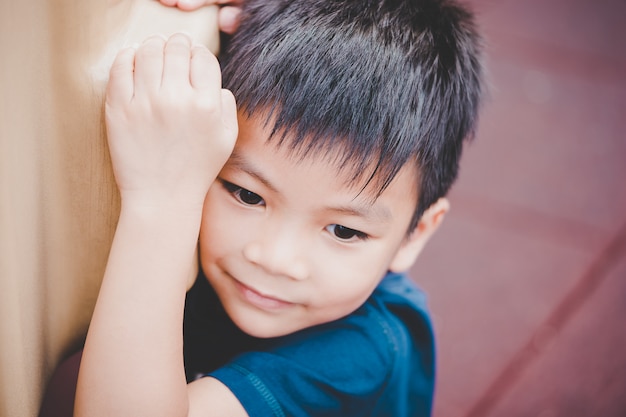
top-left (105, 33), bottom-right (238, 212)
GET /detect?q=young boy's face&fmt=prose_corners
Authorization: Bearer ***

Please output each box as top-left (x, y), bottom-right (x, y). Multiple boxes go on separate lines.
top-left (198, 112), bottom-right (423, 338)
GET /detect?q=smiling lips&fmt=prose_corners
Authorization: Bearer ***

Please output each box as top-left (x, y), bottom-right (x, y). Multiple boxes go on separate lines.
top-left (233, 279), bottom-right (295, 311)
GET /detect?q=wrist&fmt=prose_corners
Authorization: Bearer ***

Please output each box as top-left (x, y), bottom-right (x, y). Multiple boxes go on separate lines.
top-left (118, 196), bottom-right (205, 241)
top-left (112, 200), bottom-right (203, 290)
top-left (120, 190), bottom-right (206, 218)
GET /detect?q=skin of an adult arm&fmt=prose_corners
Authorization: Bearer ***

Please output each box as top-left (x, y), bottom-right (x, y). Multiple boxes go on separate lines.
top-left (73, 34), bottom-right (245, 417)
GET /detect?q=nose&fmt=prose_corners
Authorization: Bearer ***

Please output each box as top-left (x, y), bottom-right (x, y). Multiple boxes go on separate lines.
top-left (243, 225), bottom-right (309, 281)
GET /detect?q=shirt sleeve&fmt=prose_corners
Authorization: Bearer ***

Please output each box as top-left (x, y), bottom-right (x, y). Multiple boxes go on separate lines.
top-left (209, 303), bottom-right (396, 417)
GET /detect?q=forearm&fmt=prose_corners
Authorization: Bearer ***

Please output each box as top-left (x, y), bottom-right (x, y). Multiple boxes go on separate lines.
top-left (75, 204), bottom-right (201, 417)
top-left (75, 33), bottom-right (237, 417)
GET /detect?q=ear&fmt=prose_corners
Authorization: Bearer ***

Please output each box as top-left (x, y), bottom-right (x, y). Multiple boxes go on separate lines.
top-left (389, 198), bottom-right (450, 272)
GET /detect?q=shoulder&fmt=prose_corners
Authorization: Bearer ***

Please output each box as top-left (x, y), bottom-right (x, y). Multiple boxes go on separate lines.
top-left (368, 273), bottom-right (436, 415)
top-left (371, 272), bottom-right (436, 357)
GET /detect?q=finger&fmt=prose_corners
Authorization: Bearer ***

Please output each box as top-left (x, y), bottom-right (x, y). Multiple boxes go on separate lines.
top-left (220, 89), bottom-right (238, 138)
top-left (158, 0), bottom-right (178, 6)
top-left (174, 0), bottom-right (214, 11)
top-left (216, 0), bottom-right (242, 5)
top-left (162, 33), bottom-right (192, 89)
top-left (134, 35), bottom-right (166, 95)
top-left (106, 46), bottom-right (136, 105)
top-left (218, 6), bottom-right (241, 34)
top-left (189, 45), bottom-right (221, 91)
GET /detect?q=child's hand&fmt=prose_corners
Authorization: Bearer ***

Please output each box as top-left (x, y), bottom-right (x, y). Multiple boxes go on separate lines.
top-left (105, 33), bottom-right (237, 212)
top-left (158, 0), bottom-right (242, 34)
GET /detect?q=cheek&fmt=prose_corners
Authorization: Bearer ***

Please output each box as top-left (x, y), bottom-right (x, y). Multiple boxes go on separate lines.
top-left (199, 189), bottom-right (240, 260)
top-left (310, 248), bottom-right (392, 309)
top-left (317, 237), bottom-right (396, 307)
top-left (308, 275), bottom-right (379, 325)
top-left (200, 190), bottom-right (265, 268)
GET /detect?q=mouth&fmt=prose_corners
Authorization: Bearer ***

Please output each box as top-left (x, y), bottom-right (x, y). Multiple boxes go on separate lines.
top-left (231, 277), bottom-right (296, 311)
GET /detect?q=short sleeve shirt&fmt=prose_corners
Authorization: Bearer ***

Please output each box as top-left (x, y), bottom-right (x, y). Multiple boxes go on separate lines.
top-left (183, 272), bottom-right (435, 417)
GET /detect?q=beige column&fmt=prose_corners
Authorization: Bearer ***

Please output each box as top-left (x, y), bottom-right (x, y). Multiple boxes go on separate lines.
top-left (0, 2), bottom-right (219, 415)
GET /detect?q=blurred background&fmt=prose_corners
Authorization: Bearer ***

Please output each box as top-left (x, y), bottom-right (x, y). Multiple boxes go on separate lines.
top-left (39, 0), bottom-right (626, 416)
top-left (410, 0), bottom-right (626, 416)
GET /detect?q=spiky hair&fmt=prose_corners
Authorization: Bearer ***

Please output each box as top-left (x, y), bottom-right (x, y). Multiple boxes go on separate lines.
top-left (222, 0), bottom-right (484, 230)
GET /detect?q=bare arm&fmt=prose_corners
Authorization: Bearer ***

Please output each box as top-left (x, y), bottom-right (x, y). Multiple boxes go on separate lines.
top-left (74, 34), bottom-right (242, 417)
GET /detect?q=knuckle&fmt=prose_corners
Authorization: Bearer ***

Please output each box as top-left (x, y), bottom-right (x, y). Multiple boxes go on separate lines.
top-left (193, 94), bottom-right (220, 114)
top-left (193, 46), bottom-right (219, 67)
top-left (137, 37), bottom-right (165, 57)
top-left (165, 42), bottom-right (191, 57)
top-left (155, 91), bottom-right (187, 114)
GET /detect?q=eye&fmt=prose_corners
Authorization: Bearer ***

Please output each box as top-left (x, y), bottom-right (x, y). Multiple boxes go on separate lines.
top-left (221, 180), bottom-right (265, 206)
top-left (326, 224), bottom-right (368, 242)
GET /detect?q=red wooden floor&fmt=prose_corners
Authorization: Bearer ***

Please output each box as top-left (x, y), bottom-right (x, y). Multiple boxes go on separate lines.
top-left (410, 1), bottom-right (626, 416)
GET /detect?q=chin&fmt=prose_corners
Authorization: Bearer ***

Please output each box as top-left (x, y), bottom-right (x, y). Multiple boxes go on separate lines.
top-left (232, 314), bottom-right (297, 339)
top-left (221, 303), bottom-right (294, 339)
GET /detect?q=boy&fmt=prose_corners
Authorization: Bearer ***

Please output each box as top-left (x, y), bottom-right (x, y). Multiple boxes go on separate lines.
top-left (75, 0), bottom-right (483, 416)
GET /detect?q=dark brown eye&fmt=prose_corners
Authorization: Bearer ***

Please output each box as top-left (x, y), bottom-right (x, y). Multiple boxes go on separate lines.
top-left (221, 180), bottom-right (265, 206)
top-left (326, 224), bottom-right (368, 241)
top-left (238, 189), bottom-right (263, 205)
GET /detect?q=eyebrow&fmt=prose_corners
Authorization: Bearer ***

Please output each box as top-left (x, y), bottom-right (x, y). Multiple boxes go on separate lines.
top-left (227, 150), bottom-right (279, 193)
top-left (326, 203), bottom-right (392, 224)
top-left (226, 150), bottom-right (393, 224)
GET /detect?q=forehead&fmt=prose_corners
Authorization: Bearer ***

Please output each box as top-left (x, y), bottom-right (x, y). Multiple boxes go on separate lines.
top-left (234, 111), bottom-right (420, 201)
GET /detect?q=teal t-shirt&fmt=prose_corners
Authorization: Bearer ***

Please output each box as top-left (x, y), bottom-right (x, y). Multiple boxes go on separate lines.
top-left (184, 272), bottom-right (435, 416)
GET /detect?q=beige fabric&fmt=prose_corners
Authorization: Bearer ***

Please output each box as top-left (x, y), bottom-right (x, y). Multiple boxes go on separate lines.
top-left (0, 2), bottom-right (219, 415)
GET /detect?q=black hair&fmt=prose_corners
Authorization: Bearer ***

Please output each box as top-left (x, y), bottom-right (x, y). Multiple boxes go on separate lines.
top-left (221, 0), bottom-right (484, 231)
